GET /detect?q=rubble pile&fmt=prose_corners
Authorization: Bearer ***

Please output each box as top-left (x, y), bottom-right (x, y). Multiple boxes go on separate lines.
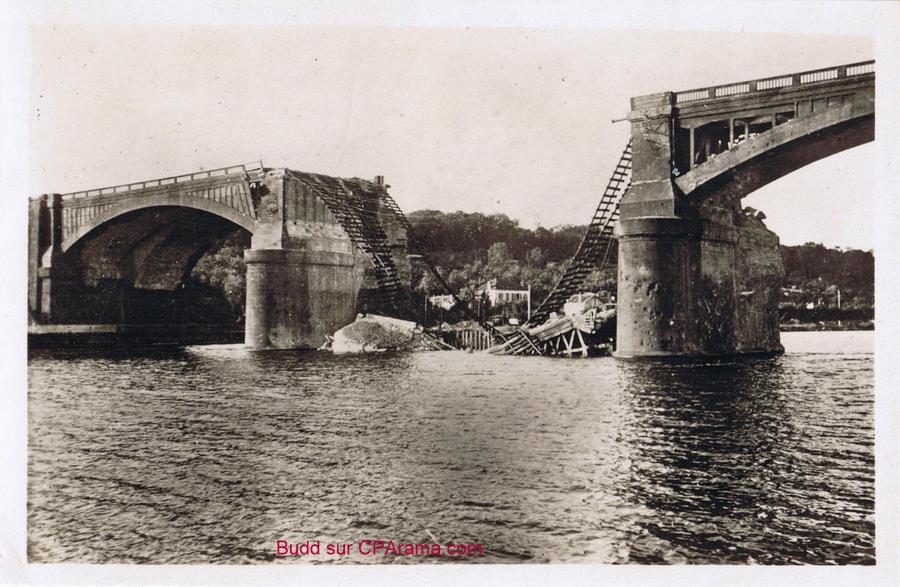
top-left (329, 314), bottom-right (446, 354)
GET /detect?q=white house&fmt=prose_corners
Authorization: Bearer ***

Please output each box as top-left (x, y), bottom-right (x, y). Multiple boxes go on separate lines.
top-left (428, 294), bottom-right (456, 311)
top-left (475, 279), bottom-right (531, 317)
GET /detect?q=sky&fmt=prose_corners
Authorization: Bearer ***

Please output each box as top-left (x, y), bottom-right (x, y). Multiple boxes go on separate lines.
top-left (29, 25), bottom-right (875, 249)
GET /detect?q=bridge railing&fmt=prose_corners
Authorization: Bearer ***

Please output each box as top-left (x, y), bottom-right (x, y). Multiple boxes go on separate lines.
top-left (674, 60), bottom-right (874, 104)
top-left (61, 161), bottom-right (265, 200)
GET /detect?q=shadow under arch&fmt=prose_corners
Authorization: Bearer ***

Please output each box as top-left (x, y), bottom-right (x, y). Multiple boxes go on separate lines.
top-left (55, 205), bottom-right (252, 329)
top-left (60, 193), bottom-right (258, 254)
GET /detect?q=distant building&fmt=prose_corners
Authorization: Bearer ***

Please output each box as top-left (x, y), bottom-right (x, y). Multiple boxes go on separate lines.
top-left (563, 293), bottom-right (606, 317)
top-left (475, 278), bottom-right (531, 319)
top-left (476, 279), bottom-right (530, 305)
top-left (428, 294), bottom-right (456, 311)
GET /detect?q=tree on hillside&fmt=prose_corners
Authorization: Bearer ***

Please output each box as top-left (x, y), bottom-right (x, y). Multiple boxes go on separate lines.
top-left (185, 210), bottom-right (874, 325)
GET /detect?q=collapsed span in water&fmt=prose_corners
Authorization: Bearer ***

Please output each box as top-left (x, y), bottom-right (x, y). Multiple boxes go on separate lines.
top-left (489, 140), bottom-right (631, 356)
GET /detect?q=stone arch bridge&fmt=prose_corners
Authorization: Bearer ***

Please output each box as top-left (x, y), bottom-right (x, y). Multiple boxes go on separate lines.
top-left (28, 164), bottom-right (410, 349)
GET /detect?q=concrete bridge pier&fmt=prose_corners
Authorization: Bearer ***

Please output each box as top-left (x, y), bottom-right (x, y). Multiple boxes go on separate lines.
top-left (243, 248), bottom-right (356, 349)
top-left (615, 91), bottom-right (696, 357)
top-left (242, 169), bottom-right (363, 350)
top-left (616, 216), bottom-right (744, 357)
top-left (617, 217), bottom-right (696, 357)
top-left (615, 91), bottom-right (784, 358)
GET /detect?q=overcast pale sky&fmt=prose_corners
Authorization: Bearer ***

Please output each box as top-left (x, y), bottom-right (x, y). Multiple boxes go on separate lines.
top-left (30, 26), bottom-right (873, 248)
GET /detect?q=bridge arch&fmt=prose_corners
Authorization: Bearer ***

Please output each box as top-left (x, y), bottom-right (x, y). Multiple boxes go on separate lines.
top-left (61, 192), bottom-right (259, 254)
top-left (674, 99), bottom-right (874, 207)
top-left (53, 203), bottom-right (253, 326)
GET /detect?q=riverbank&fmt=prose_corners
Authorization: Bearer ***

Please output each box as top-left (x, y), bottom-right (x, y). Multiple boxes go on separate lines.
top-left (780, 320), bottom-right (873, 332)
top-left (27, 324), bottom-right (243, 348)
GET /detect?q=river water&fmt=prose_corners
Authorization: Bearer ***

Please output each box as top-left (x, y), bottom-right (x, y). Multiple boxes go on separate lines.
top-left (27, 331), bottom-right (875, 565)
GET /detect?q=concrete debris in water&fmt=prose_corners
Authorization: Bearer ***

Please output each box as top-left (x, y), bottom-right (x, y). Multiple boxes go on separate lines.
top-left (329, 314), bottom-right (438, 354)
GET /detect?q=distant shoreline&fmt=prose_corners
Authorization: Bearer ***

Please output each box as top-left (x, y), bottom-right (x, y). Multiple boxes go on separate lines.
top-left (780, 321), bottom-right (874, 332)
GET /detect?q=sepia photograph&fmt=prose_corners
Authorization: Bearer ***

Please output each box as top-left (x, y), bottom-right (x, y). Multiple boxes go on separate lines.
top-left (3, 1), bottom-right (899, 585)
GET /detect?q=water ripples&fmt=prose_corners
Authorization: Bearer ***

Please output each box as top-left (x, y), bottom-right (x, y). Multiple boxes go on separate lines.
top-left (27, 332), bottom-right (874, 564)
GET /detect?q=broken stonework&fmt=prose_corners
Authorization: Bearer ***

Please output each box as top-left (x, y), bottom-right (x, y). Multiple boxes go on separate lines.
top-left (331, 314), bottom-right (433, 354)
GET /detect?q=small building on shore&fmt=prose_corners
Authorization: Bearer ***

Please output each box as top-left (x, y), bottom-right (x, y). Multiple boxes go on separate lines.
top-left (475, 278), bottom-right (531, 321)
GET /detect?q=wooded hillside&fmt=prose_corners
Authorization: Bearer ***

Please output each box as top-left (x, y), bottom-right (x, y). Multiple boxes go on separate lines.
top-left (190, 210), bottom-right (874, 322)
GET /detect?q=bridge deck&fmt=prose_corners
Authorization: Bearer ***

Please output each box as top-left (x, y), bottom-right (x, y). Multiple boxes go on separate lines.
top-left (673, 60), bottom-right (873, 106)
top-left (61, 161), bottom-right (265, 200)
top-left (665, 60), bottom-right (874, 176)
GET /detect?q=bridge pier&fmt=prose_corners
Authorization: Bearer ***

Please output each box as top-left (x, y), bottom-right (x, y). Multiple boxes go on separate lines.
top-left (244, 248), bottom-right (357, 349)
top-left (615, 90), bottom-right (784, 358)
top-left (29, 193), bottom-right (75, 324)
top-left (616, 214), bottom-right (784, 357)
top-left (616, 216), bottom-right (748, 357)
top-left (241, 169), bottom-right (370, 349)
top-left (616, 217), bottom-right (701, 356)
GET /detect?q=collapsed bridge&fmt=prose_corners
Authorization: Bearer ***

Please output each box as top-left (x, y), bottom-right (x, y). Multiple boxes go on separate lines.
top-left (29, 163), bottom-right (496, 349)
top-left (29, 60), bottom-right (874, 356)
